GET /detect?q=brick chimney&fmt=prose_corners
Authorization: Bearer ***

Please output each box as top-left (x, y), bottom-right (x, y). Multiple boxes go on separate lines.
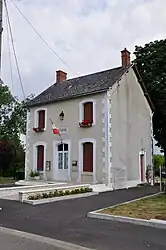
top-left (56, 70), bottom-right (67, 83)
top-left (121, 48), bottom-right (131, 68)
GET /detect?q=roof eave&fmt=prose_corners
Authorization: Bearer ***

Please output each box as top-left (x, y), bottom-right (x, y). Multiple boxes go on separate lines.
top-left (27, 89), bottom-right (108, 108)
top-left (132, 64), bottom-right (155, 111)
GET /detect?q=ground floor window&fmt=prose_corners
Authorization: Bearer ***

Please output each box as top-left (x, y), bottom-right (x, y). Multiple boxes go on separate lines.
top-left (58, 143), bottom-right (68, 170)
top-left (37, 145), bottom-right (44, 171)
top-left (83, 142), bottom-right (93, 172)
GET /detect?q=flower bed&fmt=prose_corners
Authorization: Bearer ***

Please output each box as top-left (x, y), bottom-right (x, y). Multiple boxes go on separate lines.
top-left (28, 187), bottom-right (93, 200)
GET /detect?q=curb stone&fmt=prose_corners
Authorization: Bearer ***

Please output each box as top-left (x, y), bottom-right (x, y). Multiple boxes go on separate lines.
top-left (24, 192), bottom-right (99, 205)
top-left (87, 192), bottom-right (166, 230)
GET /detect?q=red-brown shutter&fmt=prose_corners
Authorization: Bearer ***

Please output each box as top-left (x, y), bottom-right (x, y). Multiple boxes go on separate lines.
top-left (37, 145), bottom-right (44, 171)
top-left (84, 102), bottom-right (93, 122)
top-left (38, 110), bottom-right (45, 128)
top-left (83, 142), bottom-right (93, 172)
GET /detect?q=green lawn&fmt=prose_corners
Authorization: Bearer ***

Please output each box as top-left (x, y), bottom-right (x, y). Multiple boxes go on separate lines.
top-left (100, 194), bottom-right (166, 220)
top-left (0, 177), bottom-right (15, 184)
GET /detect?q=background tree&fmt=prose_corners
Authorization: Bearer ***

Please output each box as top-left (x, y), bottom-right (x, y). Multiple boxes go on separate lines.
top-left (0, 81), bottom-right (33, 177)
top-left (153, 154), bottom-right (165, 176)
top-left (134, 39), bottom-right (166, 165)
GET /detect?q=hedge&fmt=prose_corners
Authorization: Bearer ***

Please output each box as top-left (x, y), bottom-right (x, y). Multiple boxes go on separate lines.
top-left (28, 187), bottom-right (93, 200)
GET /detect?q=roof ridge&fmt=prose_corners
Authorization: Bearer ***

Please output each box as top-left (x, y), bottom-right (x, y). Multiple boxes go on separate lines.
top-left (61, 66), bottom-right (123, 83)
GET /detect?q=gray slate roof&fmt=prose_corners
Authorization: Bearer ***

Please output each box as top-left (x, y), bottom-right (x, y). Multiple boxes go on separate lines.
top-left (28, 66), bottom-right (128, 107)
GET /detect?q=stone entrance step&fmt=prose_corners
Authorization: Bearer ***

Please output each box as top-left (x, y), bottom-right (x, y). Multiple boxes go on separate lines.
top-left (0, 183), bottom-right (68, 199)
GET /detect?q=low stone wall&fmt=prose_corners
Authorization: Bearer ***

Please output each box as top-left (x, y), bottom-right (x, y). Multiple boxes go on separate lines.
top-left (24, 192), bottom-right (98, 205)
top-left (0, 183), bottom-right (67, 197)
top-left (19, 184), bottom-right (90, 202)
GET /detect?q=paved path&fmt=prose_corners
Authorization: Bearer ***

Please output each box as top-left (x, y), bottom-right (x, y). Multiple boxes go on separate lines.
top-left (0, 186), bottom-right (165, 250)
top-left (0, 227), bottom-right (93, 250)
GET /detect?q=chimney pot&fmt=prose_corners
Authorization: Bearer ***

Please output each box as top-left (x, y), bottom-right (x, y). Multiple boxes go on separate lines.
top-left (121, 48), bottom-right (131, 68)
top-left (56, 70), bottom-right (67, 83)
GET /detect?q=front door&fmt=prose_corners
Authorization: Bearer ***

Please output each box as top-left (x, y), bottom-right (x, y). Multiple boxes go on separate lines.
top-left (37, 145), bottom-right (44, 171)
top-left (57, 143), bottom-right (69, 180)
top-left (83, 142), bottom-right (93, 172)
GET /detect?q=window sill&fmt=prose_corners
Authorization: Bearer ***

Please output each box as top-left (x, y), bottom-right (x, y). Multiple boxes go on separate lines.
top-left (79, 122), bottom-right (95, 128)
top-left (33, 128), bottom-right (46, 133)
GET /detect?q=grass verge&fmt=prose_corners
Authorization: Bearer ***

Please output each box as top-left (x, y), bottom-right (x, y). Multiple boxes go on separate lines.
top-left (100, 193), bottom-right (166, 220)
top-left (0, 177), bottom-right (15, 184)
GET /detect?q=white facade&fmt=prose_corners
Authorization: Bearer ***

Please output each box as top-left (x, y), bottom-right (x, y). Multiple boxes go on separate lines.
top-left (25, 66), bottom-right (153, 189)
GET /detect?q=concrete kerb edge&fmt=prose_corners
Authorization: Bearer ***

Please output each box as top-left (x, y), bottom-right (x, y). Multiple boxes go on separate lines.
top-left (87, 192), bottom-right (166, 230)
top-left (24, 192), bottom-right (99, 205)
top-left (88, 192), bottom-right (163, 214)
top-left (0, 226), bottom-right (95, 250)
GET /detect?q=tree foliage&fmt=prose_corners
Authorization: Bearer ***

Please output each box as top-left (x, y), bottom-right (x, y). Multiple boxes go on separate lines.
top-left (134, 39), bottom-right (166, 162)
top-left (153, 154), bottom-right (165, 176)
top-left (0, 81), bottom-right (33, 176)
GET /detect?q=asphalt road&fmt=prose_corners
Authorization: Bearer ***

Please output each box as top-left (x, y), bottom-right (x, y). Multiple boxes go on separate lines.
top-left (0, 186), bottom-right (165, 250)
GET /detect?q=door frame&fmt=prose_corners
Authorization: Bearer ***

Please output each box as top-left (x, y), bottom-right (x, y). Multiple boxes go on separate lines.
top-left (33, 141), bottom-right (47, 180)
top-left (139, 150), bottom-right (146, 183)
top-left (78, 138), bottom-right (96, 183)
top-left (53, 139), bottom-right (71, 181)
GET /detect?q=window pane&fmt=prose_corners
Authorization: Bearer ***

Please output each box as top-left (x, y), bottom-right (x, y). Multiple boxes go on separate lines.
top-left (58, 144), bottom-right (63, 151)
top-left (58, 153), bottom-right (63, 169)
top-left (64, 152), bottom-right (68, 169)
top-left (64, 143), bottom-right (68, 151)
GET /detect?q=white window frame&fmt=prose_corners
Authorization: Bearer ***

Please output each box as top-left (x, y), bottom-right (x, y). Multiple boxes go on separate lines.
top-left (53, 139), bottom-right (71, 180)
top-left (34, 107), bottom-right (48, 131)
top-left (79, 99), bottom-right (96, 125)
top-left (58, 143), bottom-right (69, 170)
top-left (77, 138), bottom-right (96, 183)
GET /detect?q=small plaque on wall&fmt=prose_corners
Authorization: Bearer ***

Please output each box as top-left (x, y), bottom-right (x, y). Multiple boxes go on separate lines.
top-left (72, 160), bottom-right (77, 167)
top-left (46, 161), bottom-right (51, 171)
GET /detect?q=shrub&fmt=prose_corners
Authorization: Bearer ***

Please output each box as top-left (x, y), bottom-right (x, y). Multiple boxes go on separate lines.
top-left (71, 189), bottom-right (76, 194)
top-left (42, 193), bottom-right (49, 199)
top-left (58, 190), bottom-right (64, 196)
top-left (80, 188), bottom-right (86, 193)
top-left (53, 190), bottom-right (58, 196)
top-left (30, 170), bottom-right (40, 177)
top-left (64, 190), bottom-right (70, 195)
top-left (48, 192), bottom-right (54, 198)
top-left (28, 195), bottom-right (35, 200)
top-left (28, 186), bottom-right (93, 200)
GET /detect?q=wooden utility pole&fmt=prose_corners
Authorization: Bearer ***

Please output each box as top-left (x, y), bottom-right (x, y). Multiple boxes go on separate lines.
top-left (0, 0), bottom-right (3, 76)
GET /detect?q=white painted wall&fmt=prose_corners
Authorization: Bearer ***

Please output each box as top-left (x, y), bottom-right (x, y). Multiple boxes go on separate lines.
top-left (25, 93), bottom-right (106, 183)
top-left (110, 67), bottom-right (152, 188)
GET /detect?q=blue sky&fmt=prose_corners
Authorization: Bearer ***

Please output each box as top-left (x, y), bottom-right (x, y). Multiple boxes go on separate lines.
top-left (2, 0), bottom-right (165, 154)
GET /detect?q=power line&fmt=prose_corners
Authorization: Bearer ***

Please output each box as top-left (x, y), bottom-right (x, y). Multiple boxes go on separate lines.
top-left (5, 9), bottom-right (14, 94)
top-left (4, 0), bottom-right (26, 99)
top-left (11, 0), bottom-right (79, 77)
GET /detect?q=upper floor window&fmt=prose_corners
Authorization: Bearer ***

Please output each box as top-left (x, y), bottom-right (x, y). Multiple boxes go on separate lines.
top-left (79, 99), bottom-right (96, 127)
top-left (38, 110), bottom-right (45, 129)
top-left (84, 102), bottom-right (93, 123)
top-left (34, 108), bottom-right (47, 132)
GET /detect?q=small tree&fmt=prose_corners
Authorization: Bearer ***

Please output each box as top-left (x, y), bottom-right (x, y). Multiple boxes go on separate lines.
top-left (153, 154), bottom-right (165, 176)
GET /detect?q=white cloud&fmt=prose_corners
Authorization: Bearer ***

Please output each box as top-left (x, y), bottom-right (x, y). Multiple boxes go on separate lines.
top-left (1, 0), bottom-right (166, 100)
